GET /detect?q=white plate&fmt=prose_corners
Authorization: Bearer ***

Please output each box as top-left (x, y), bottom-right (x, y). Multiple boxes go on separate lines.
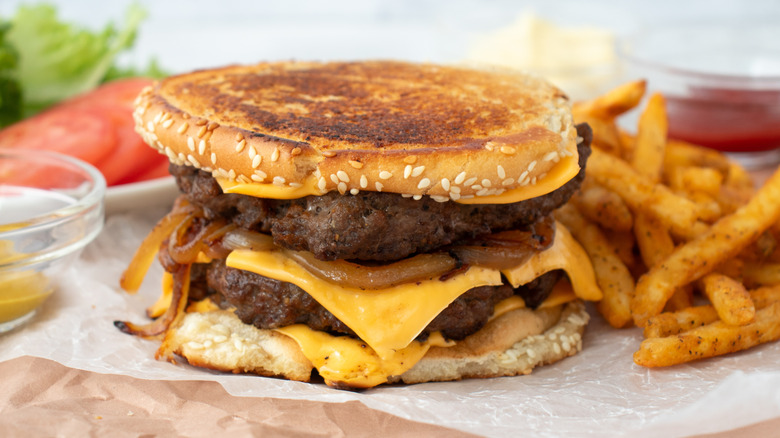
top-left (105, 176), bottom-right (178, 215)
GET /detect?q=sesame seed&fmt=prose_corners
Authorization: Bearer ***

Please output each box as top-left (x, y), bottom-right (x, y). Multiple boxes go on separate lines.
top-left (251, 174), bottom-right (265, 182)
top-left (402, 194), bottom-right (413, 198)
top-left (195, 119), bottom-right (207, 126)
top-left (235, 133), bottom-right (244, 142)
top-left (450, 186), bottom-right (461, 194)
top-left (417, 178), bottom-right (431, 189)
top-left (248, 146), bottom-right (257, 159)
top-left (181, 113), bottom-right (190, 119)
top-left (485, 141), bottom-right (495, 151)
top-left (330, 174), bottom-right (339, 184)
top-left (162, 119), bottom-right (174, 129)
top-left (177, 122), bottom-right (189, 134)
top-left (403, 156), bottom-right (417, 164)
top-left (290, 182), bottom-right (303, 188)
top-left (379, 171), bottom-right (392, 180)
top-left (228, 169), bottom-right (237, 180)
top-left (255, 170), bottom-right (267, 180)
top-left (553, 343), bottom-right (561, 354)
top-left (337, 182), bottom-right (347, 194)
top-left (454, 172), bottom-right (467, 185)
top-left (404, 165), bottom-right (412, 179)
top-left (236, 139), bottom-right (246, 153)
top-left (441, 178), bottom-right (450, 191)
top-left (187, 137), bottom-right (195, 152)
top-left (471, 185), bottom-right (483, 190)
top-left (322, 150), bottom-right (336, 158)
top-left (413, 195), bottom-right (422, 200)
top-left (204, 340), bottom-right (213, 348)
top-left (210, 153), bottom-right (217, 164)
top-left (450, 192), bottom-right (461, 201)
top-left (497, 165), bottom-right (506, 179)
top-left (482, 179), bottom-right (492, 188)
top-left (206, 121), bottom-right (219, 131)
top-left (528, 160), bottom-right (537, 172)
top-left (273, 176), bottom-right (286, 185)
top-left (563, 341), bottom-right (571, 352)
top-left (291, 147), bottom-right (302, 156)
top-left (476, 188), bottom-right (489, 196)
top-left (360, 175), bottom-right (368, 188)
top-left (177, 152), bottom-right (186, 162)
top-left (548, 333), bottom-right (557, 341)
top-left (431, 195), bottom-right (449, 203)
top-left (252, 155), bottom-right (262, 168)
top-left (350, 188), bottom-right (359, 195)
top-left (519, 171), bottom-right (528, 182)
top-left (502, 178), bottom-right (516, 186)
top-left (197, 125), bottom-right (208, 138)
top-left (187, 342), bottom-right (204, 350)
top-left (146, 121), bottom-right (155, 133)
top-left (375, 182), bottom-right (384, 192)
top-left (213, 335), bottom-right (227, 343)
top-left (500, 146), bottom-right (517, 155)
top-left (237, 175), bottom-right (250, 184)
top-left (153, 112), bottom-right (163, 124)
top-left (464, 177), bottom-right (478, 186)
top-left (411, 166), bottom-right (425, 177)
top-left (527, 349), bottom-right (536, 359)
top-left (187, 154), bottom-right (199, 166)
top-left (349, 160), bottom-right (363, 169)
top-left (531, 177), bottom-right (537, 185)
top-left (271, 148), bottom-right (280, 162)
top-left (555, 327), bottom-right (566, 334)
top-left (543, 151), bottom-right (559, 162)
top-left (337, 170), bottom-right (350, 182)
top-left (317, 177), bottom-right (327, 191)
top-left (198, 140), bottom-right (206, 155)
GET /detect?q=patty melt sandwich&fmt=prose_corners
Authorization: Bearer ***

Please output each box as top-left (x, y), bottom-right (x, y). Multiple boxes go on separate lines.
top-left (118, 60), bottom-right (602, 389)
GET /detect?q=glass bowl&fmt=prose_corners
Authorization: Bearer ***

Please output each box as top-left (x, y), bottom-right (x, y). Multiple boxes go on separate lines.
top-left (0, 149), bottom-right (105, 333)
top-left (618, 23), bottom-right (780, 168)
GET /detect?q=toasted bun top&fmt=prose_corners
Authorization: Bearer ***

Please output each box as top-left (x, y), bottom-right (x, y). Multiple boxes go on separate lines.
top-left (133, 61), bottom-right (579, 200)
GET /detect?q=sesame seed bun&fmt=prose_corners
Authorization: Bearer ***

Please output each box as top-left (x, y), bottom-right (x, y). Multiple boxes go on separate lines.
top-left (157, 300), bottom-right (588, 386)
top-left (133, 61), bottom-right (578, 200)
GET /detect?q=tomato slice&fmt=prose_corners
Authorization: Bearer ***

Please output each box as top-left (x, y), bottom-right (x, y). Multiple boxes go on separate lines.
top-left (0, 107), bottom-right (116, 167)
top-left (67, 78), bottom-right (154, 109)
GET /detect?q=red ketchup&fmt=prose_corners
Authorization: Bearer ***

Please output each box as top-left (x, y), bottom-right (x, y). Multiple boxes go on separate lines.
top-left (665, 87), bottom-right (780, 152)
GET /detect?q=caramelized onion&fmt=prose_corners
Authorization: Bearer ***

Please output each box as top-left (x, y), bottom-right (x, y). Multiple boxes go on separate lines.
top-left (451, 217), bottom-right (556, 270)
top-left (287, 251), bottom-right (458, 290)
top-left (222, 228), bottom-right (275, 252)
top-left (168, 220), bottom-right (234, 264)
top-left (120, 210), bottom-right (193, 293)
top-left (115, 263), bottom-right (191, 338)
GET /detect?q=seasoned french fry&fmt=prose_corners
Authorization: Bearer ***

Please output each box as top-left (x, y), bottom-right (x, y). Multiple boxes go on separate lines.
top-left (570, 182), bottom-right (633, 232)
top-left (573, 114), bottom-right (623, 155)
top-left (667, 166), bottom-right (723, 198)
top-left (750, 285), bottom-right (780, 308)
top-left (663, 139), bottom-right (731, 173)
top-left (573, 79), bottom-right (647, 119)
top-left (631, 93), bottom-right (667, 182)
top-left (743, 262), bottom-right (780, 286)
top-left (684, 191), bottom-right (723, 223)
top-left (587, 148), bottom-right (700, 237)
top-left (634, 301), bottom-right (780, 367)
top-left (643, 305), bottom-right (719, 338)
top-left (555, 204), bottom-right (633, 328)
top-left (633, 213), bottom-right (674, 268)
top-left (602, 228), bottom-right (639, 273)
top-left (698, 273), bottom-right (755, 326)
top-left (664, 286), bottom-right (694, 313)
top-left (632, 166), bottom-right (780, 326)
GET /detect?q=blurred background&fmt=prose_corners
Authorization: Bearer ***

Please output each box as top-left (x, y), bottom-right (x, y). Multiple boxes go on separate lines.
top-left (3, 0), bottom-right (778, 101)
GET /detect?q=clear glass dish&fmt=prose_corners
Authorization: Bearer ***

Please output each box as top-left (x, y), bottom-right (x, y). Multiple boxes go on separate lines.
top-left (0, 149), bottom-right (105, 333)
top-left (618, 23), bottom-right (780, 168)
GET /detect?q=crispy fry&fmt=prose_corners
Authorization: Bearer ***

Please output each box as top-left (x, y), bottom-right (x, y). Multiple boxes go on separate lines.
top-left (572, 79), bottom-right (646, 119)
top-left (602, 228), bottom-right (638, 273)
top-left (573, 113), bottom-right (623, 155)
top-left (587, 148), bottom-right (700, 236)
top-left (664, 286), bottom-right (694, 312)
top-left (632, 166), bottom-right (780, 326)
top-left (750, 285), bottom-right (780, 308)
top-left (633, 213), bottom-right (674, 268)
top-left (684, 191), bottom-right (723, 223)
top-left (663, 139), bottom-right (731, 173)
top-left (634, 301), bottom-right (780, 367)
top-left (570, 182), bottom-right (633, 232)
top-left (631, 93), bottom-right (667, 182)
top-left (555, 204), bottom-right (633, 328)
top-left (743, 262), bottom-right (780, 286)
top-left (643, 305), bottom-right (719, 338)
top-left (698, 273), bottom-right (755, 326)
top-left (667, 166), bottom-right (723, 198)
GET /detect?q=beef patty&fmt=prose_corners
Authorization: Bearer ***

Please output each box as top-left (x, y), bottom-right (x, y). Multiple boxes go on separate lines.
top-left (171, 124), bottom-right (592, 262)
top-left (181, 256), bottom-right (563, 341)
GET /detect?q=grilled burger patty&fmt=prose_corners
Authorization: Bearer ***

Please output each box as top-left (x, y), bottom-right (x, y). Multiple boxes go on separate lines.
top-left (171, 125), bottom-right (591, 262)
top-left (177, 255), bottom-right (563, 341)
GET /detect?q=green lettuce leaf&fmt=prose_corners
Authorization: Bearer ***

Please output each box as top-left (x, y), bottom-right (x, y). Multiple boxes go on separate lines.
top-left (6, 3), bottom-right (147, 117)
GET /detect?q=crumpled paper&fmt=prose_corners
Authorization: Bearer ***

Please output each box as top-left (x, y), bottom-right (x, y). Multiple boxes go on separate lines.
top-left (2, 207), bottom-right (780, 438)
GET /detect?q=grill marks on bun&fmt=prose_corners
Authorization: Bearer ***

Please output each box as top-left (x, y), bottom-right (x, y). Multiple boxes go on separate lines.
top-left (133, 61), bottom-right (579, 201)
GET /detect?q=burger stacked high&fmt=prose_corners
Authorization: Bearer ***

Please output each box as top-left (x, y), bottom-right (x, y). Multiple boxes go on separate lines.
top-left (119, 61), bottom-right (602, 389)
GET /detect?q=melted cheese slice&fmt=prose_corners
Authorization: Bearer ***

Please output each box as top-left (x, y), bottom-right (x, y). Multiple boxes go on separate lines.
top-left (217, 154), bottom-right (579, 205)
top-left (226, 221), bottom-right (601, 360)
top-left (227, 250), bottom-right (502, 359)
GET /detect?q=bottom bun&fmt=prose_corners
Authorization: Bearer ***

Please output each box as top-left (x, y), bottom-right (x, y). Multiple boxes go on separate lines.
top-left (159, 300), bottom-right (589, 386)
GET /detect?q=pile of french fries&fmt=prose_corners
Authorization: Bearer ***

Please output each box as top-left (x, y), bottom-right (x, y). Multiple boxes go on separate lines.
top-left (562, 80), bottom-right (780, 367)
